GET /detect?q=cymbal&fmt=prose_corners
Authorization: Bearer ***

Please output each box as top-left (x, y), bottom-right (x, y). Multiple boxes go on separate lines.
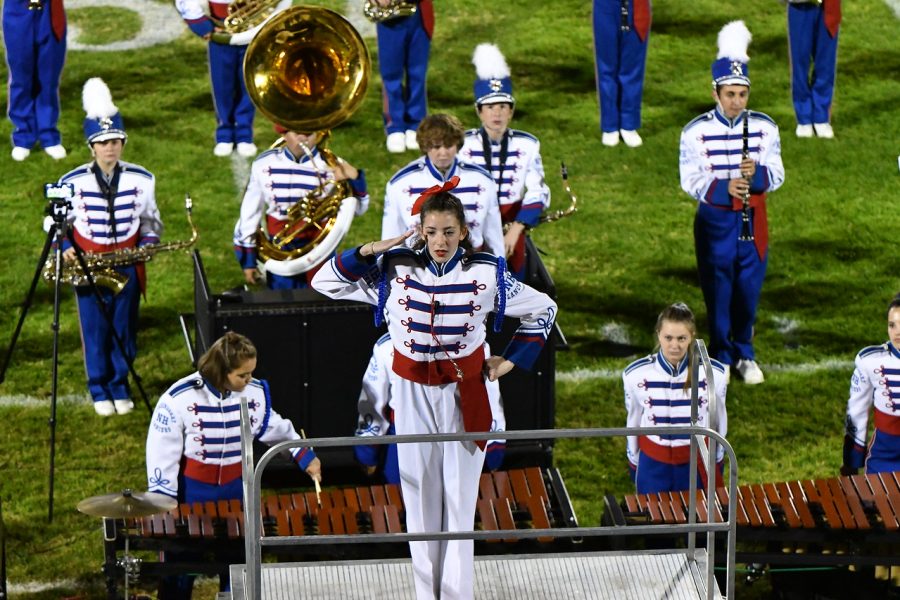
top-left (77, 488), bottom-right (177, 518)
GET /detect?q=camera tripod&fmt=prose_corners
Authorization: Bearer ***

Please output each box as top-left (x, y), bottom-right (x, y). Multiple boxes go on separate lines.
top-left (0, 193), bottom-right (150, 522)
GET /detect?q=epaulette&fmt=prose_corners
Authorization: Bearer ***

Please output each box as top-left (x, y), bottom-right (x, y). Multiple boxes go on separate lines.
top-left (256, 148), bottom-right (281, 161)
top-left (624, 355), bottom-right (654, 376)
top-left (748, 110), bottom-right (777, 126)
top-left (683, 111), bottom-right (715, 133)
top-left (462, 252), bottom-right (499, 267)
top-left (375, 331), bottom-right (392, 346)
top-left (120, 162), bottom-right (153, 180)
top-left (168, 377), bottom-right (203, 397)
top-left (246, 379), bottom-right (264, 391)
top-left (456, 160), bottom-right (492, 179)
top-left (509, 129), bottom-right (538, 143)
top-left (858, 344), bottom-right (887, 359)
top-left (464, 128), bottom-right (480, 137)
top-left (388, 161), bottom-right (424, 185)
top-left (386, 246), bottom-right (418, 260)
top-left (710, 359), bottom-right (727, 374)
top-left (59, 165), bottom-right (92, 183)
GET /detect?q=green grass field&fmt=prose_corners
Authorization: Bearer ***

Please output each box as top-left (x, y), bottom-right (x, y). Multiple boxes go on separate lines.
top-left (1, 0), bottom-right (899, 597)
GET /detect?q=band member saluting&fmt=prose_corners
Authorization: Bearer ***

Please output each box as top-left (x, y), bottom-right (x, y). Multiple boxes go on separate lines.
top-left (679, 21), bottom-right (784, 385)
top-left (56, 78), bottom-right (163, 416)
top-left (313, 182), bottom-right (555, 599)
top-left (382, 113), bottom-right (503, 256)
top-left (460, 43), bottom-right (550, 281)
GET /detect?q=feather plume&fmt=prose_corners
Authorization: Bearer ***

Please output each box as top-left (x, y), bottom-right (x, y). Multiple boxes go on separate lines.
top-left (472, 43), bottom-right (510, 80)
top-left (716, 20), bottom-right (752, 62)
top-left (82, 78), bottom-right (119, 120)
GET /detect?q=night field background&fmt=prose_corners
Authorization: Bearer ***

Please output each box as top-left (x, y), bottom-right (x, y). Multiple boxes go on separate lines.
top-left (0, 0), bottom-right (899, 597)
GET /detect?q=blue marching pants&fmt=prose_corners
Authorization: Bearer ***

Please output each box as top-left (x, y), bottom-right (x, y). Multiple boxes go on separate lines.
top-left (787, 3), bottom-right (839, 126)
top-left (377, 13), bottom-right (430, 135)
top-left (592, 0), bottom-right (649, 133)
top-left (2, 0), bottom-right (66, 149)
top-left (694, 203), bottom-right (767, 367)
top-left (208, 42), bottom-right (255, 144)
top-left (74, 265), bottom-right (140, 403)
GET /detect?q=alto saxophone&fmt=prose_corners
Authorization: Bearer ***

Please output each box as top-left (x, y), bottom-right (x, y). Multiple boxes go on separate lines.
top-left (362, 0), bottom-right (418, 23)
top-left (43, 195), bottom-right (199, 293)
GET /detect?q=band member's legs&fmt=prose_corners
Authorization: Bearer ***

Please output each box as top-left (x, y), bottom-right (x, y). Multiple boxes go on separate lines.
top-left (730, 241), bottom-right (767, 362)
top-left (377, 20), bottom-right (412, 136)
top-left (75, 288), bottom-right (115, 402)
top-left (592, 1), bottom-right (622, 133)
top-left (404, 18), bottom-right (431, 132)
top-left (35, 21), bottom-right (66, 148)
top-left (107, 271), bottom-right (140, 400)
top-left (209, 42), bottom-right (239, 144)
top-left (694, 206), bottom-right (739, 366)
top-left (810, 12), bottom-right (838, 125)
top-left (3, 6), bottom-right (39, 149)
top-left (230, 45), bottom-right (255, 144)
top-left (787, 3), bottom-right (816, 125)
top-left (618, 29), bottom-right (648, 132)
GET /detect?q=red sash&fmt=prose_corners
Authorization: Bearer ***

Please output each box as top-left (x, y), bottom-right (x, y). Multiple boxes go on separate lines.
top-left (729, 194), bottom-right (769, 261)
top-left (633, 0), bottom-right (652, 43)
top-left (419, 0), bottom-right (435, 39)
top-left (500, 204), bottom-right (526, 274)
top-left (392, 347), bottom-right (491, 450)
top-left (824, 0), bottom-right (841, 38)
top-left (51, 0), bottom-right (66, 41)
top-left (184, 458), bottom-right (242, 485)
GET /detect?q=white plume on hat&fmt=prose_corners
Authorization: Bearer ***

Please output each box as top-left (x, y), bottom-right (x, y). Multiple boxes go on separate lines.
top-left (716, 20), bottom-right (752, 62)
top-left (82, 77), bottom-right (119, 120)
top-left (472, 43), bottom-right (510, 80)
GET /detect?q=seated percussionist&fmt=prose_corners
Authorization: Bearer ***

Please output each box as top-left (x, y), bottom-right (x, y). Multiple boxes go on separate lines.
top-left (233, 124), bottom-right (368, 288)
top-left (146, 332), bottom-right (320, 596)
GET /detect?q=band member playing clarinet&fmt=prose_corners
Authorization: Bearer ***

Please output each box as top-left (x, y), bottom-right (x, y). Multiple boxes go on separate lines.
top-left (679, 21), bottom-right (784, 385)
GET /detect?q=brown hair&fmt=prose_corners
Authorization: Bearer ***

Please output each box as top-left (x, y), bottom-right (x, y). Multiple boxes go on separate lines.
top-left (416, 114), bottom-right (465, 153)
top-left (654, 303), bottom-right (697, 390)
top-left (412, 192), bottom-right (474, 255)
top-left (198, 332), bottom-right (257, 391)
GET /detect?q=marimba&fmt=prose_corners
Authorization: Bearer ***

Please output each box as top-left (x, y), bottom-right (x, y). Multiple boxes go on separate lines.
top-left (603, 472), bottom-right (900, 567)
top-left (101, 467), bottom-right (577, 595)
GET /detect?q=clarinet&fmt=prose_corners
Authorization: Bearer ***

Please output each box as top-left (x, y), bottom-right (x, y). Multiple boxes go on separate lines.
top-left (738, 110), bottom-right (754, 241)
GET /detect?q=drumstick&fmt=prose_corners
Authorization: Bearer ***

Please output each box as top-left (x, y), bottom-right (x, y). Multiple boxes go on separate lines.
top-left (301, 429), bottom-right (322, 507)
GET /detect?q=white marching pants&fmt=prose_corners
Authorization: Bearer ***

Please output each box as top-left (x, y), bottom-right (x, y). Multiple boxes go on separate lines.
top-left (393, 378), bottom-right (486, 600)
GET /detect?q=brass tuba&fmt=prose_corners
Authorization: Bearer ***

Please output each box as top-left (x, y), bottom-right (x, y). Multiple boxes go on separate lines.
top-left (362, 0), bottom-right (418, 23)
top-left (242, 6), bottom-right (369, 277)
top-left (223, 0), bottom-right (282, 33)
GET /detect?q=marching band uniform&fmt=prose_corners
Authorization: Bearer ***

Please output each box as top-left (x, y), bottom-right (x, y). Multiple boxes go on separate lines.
top-left (624, 351), bottom-right (728, 494)
top-left (313, 244), bottom-right (555, 600)
top-left (377, 0), bottom-right (434, 152)
top-left (382, 155), bottom-right (503, 255)
top-left (843, 343), bottom-right (900, 474)
top-left (787, 0), bottom-right (841, 137)
top-left (57, 79), bottom-right (163, 414)
top-left (3, 0), bottom-right (67, 160)
top-left (460, 44), bottom-right (550, 280)
top-left (174, 0), bottom-right (290, 155)
top-left (592, 0), bottom-right (652, 147)
top-left (679, 22), bottom-right (785, 373)
top-left (355, 332), bottom-right (507, 483)
top-left (233, 144), bottom-right (369, 288)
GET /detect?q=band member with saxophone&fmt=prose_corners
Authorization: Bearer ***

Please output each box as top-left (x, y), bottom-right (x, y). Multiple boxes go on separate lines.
top-left (679, 21), bottom-right (784, 385)
top-left (460, 44), bottom-right (550, 281)
top-left (174, 0), bottom-right (290, 157)
top-left (313, 184), bottom-right (555, 600)
top-left (592, 0), bottom-right (652, 147)
top-left (372, 0), bottom-right (434, 153)
top-left (233, 124), bottom-right (369, 288)
top-left (786, 0), bottom-right (841, 139)
top-left (55, 78), bottom-right (163, 416)
top-left (382, 113), bottom-right (503, 255)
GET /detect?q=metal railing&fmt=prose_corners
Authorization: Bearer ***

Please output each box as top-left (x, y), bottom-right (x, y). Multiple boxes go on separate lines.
top-left (239, 339), bottom-right (737, 600)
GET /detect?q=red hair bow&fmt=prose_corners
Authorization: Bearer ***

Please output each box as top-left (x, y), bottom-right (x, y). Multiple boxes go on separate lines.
top-left (411, 176), bottom-right (460, 216)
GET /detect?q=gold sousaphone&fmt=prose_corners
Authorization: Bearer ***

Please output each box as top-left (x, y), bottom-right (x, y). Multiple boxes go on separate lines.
top-left (243, 6), bottom-right (370, 277)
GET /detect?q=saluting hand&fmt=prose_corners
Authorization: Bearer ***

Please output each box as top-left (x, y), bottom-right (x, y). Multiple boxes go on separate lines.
top-left (360, 230), bottom-right (417, 257)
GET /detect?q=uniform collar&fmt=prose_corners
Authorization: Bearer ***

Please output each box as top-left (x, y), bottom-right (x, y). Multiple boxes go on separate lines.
top-left (424, 156), bottom-right (459, 181)
top-left (889, 341), bottom-right (900, 359)
top-left (656, 350), bottom-right (689, 376)
top-left (713, 106), bottom-right (744, 128)
top-left (282, 145), bottom-right (318, 164)
top-left (203, 379), bottom-right (232, 400)
top-left (421, 247), bottom-right (464, 276)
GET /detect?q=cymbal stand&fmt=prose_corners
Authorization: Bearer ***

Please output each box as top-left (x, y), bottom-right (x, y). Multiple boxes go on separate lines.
top-left (104, 517), bottom-right (141, 600)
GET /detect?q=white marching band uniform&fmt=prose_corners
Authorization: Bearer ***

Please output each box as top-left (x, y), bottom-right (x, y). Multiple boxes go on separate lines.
top-left (313, 245), bottom-right (555, 600)
top-left (382, 156), bottom-right (503, 255)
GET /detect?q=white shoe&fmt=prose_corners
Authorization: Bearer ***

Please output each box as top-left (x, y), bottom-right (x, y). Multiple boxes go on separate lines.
top-left (619, 129), bottom-right (643, 148)
top-left (405, 130), bottom-right (419, 151)
top-left (735, 359), bottom-right (765, 385)
top-left (44, 144), bottom-right (67, 160)
top-left (386, 132), bottom-right (406, 153)
top-left (601, 131), bottom-right (620, 147)
top-left (93, 400), bottom-right (116, 417)
top-left (813, 123), bottom-right (834, 139)
top-left (114, 399), bottom-right (134, 415)
top-left (236, 142), bottom-right (258, 157)
top-left (795, 124), bottom-right (814, 138)
top-left (11, 147), bottom-right (30, 161)
top-left (213, 142), bottom-right (234, 157)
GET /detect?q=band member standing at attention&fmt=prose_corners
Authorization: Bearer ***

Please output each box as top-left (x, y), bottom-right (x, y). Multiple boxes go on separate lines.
top-left (313, 186), bottom-right (555, 599)
top-left (787, 0), bottom-right (841, 139)
top-left (372, 0), bottom-right (434, 154)
top-left (460, 44), bottom-right (550, 282)
top-left (679, 21), bottom-right (784, 385)
top-left (233, 125), bottom-right (368, 289)
top-left (174, 0), bottom-right (290, 157)
top-left (842, 294), bottom-right (900, 476)
top-left (592, 0), bottom-right (652, 147)
top-left (382, 113), bottom-right (503, 255)
top-left (623, 303), bottom-right (727, 494)
top-left (3, 0), bottom-right (68, 161)
top-left (56, 78), bottom-right (163, 416)
top-left (147, 331), bottom-right (321, 597)
top-left (354, 332), bottom-right (507, 484)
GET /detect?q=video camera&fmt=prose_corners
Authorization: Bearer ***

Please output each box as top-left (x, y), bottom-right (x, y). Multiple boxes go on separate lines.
top-left (44, 182), bottom-right (74, 223)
